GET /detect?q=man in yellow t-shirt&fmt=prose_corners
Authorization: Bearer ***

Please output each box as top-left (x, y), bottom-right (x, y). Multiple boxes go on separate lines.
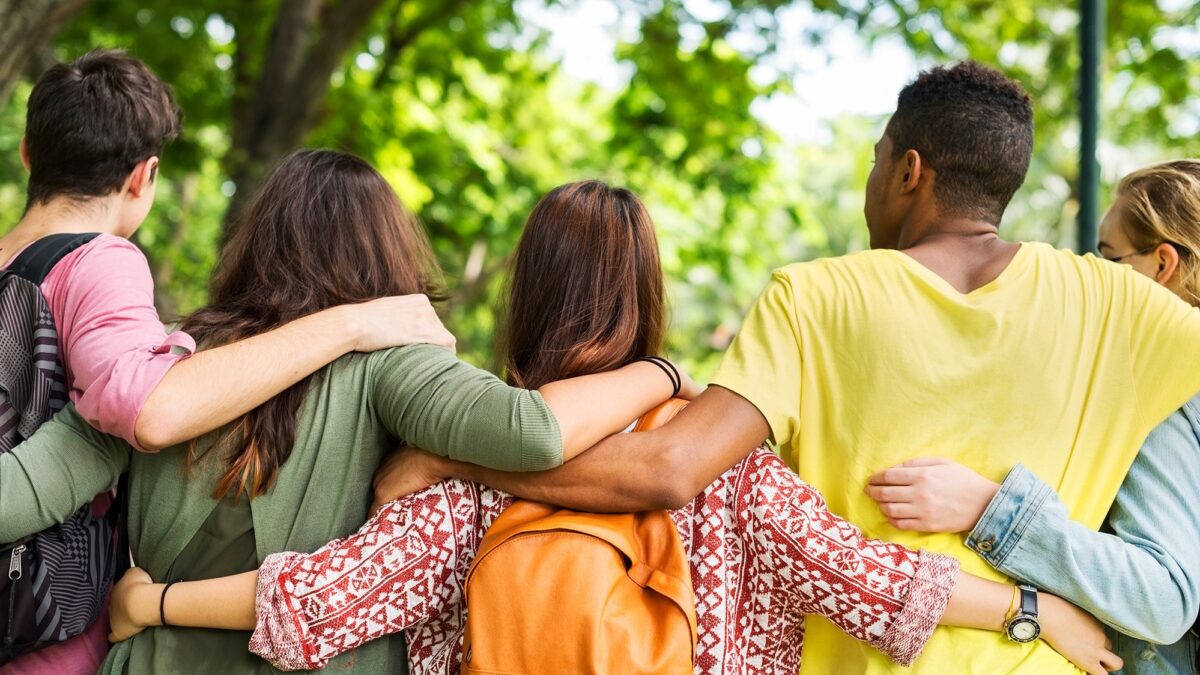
top-left (434, 63), bottom-right (1200, 673)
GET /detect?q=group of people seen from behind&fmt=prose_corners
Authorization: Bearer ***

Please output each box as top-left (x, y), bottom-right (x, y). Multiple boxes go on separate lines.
top-left (1, 49), bottom-right (1199, 675)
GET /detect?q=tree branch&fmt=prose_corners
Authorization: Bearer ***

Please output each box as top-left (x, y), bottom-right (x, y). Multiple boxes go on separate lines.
top-left (372, 0), bottom-right (472, 90)
top-left (0, 0), bottom-right (92, 108)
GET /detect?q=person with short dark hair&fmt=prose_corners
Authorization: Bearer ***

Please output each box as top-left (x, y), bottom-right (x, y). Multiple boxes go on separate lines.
top-left (22, 49), bottom-right (182, 207)
top-left (876, 60), bottom-right (1033, 227)
top-left (385, 61), bottom-right (1200, 674)
top-left (866, 159), bottom-right (1200, 675)
top-left (0, 50), bottom-right (451, 674)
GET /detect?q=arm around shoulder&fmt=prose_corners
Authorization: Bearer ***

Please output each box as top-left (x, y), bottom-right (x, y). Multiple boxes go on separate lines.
top-left (448, 386), bottom-right (769, 512)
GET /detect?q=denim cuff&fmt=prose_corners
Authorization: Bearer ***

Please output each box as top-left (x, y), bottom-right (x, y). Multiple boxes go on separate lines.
top-left (966, 464), bottom-right (1054, 567)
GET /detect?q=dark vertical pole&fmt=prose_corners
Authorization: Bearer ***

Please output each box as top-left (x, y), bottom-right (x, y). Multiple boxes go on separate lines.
top-left (1078, 0), bottom-right (1103, 253)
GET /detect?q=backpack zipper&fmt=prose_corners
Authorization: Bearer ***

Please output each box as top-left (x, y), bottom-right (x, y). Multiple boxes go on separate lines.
top-left (7, 545), bottom-right (23, 581)
top-left (4, 545), bottom-right (26, 658)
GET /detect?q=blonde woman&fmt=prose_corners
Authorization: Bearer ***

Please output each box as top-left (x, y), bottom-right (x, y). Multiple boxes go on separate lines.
top-left (867, 159), bottom-right (1200, 675)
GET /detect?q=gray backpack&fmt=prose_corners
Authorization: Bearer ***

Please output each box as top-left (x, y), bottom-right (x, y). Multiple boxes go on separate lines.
top-left (0, 233), bottom-right (122, 664)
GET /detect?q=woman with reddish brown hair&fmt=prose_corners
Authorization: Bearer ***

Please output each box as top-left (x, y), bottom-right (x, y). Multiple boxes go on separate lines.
top-left (0, 158), bottom-right (699, 675)
top-left (105, 180), bottom-right (1115, 674)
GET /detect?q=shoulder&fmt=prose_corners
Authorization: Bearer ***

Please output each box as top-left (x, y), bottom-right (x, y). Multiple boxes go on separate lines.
top-left (764, 251), bottom-right (896, 314)
top-left (48, 234), bottom-right (152, 290)
top-left (1021, 241), bottom-right (1129, 282)
top-left (772, 250), bottom-right (887, 280)
top-left (361, 344), bottom-right (465, 388)
top-left (64, 234), bottom-right (148, 269)
top-left (771, 250), bottom-right (908, 291)
top-left (366, 344), bottom-right (459, 369)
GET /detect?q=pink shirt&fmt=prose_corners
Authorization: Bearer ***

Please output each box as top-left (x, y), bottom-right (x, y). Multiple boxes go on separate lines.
top-left (4, 234), bottom-right (194, 675)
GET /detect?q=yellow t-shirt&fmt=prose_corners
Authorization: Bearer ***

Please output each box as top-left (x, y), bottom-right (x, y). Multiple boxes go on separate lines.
top-left (712, 242), bottom-right (1200, 675)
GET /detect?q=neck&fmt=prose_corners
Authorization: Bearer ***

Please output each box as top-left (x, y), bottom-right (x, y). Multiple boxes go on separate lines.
top-left (895, 214), bottom-right (1002, 251)
top-left (891, 212), bottom-right (1021, 294)
top-left (13, 197), bottom-right (124, 238)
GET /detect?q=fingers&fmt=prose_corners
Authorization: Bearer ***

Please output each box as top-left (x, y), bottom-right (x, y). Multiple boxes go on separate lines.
top-left (1099, 651), bottom-right (1123, 672)
top-left (864, 484), bottom-right (915, 503)
top-left (876, 501), bottom-right (919, 519)
top-left (886, 517), bottom-right (925, 531)
top-left (432, 328), bottom-right (457, 350)
top-left (389, 294), bottom-right (434, 307)
top-left (867, 466), bottom-right (920, 486)
top-left (900, 457), bottom-right (949, 468)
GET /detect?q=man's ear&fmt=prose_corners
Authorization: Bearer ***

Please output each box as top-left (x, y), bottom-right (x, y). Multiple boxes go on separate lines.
top-left (19, 137), bottom-right (30, 172)
top-left (1155, 242), bottom-right (1183, 287)
top-left (127, 157), bottom-right (159, 198)
top-left (899, 149), bottom-right (922, 194)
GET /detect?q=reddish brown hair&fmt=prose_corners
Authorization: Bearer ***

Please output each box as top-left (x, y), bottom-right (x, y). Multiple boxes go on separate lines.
top-left (502, 180), bottom-right (666, 390)
top-left (183, 149), bottom-right (443, 500)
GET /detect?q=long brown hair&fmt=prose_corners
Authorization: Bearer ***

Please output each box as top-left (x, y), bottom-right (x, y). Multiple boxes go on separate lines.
top-left (184, 149), bottom-right (443, 499)
top-left (1115, 159), bottom-right (1200, 306)
top-left (502, 180), bottom-right (666, 389)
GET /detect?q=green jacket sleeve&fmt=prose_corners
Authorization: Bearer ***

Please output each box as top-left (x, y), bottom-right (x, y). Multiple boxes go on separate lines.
top-left (371, 345), bottom-right (563, 472)
top-left (0, 404), bottom-right (131, 541)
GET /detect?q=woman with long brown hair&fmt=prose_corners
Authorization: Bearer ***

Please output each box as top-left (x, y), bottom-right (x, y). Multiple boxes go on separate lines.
top-left (106, 180), bottom-right (1116, 674)
top-left (0, 155), bottom-right (699, 674)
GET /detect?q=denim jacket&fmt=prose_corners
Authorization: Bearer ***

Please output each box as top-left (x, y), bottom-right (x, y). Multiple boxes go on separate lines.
top-left (967, 395), bottom-right (1200, 675)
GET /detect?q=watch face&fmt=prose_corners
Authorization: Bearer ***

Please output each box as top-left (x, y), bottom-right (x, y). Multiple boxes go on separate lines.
top-left (1007, 616), bottom-right (1041, 643)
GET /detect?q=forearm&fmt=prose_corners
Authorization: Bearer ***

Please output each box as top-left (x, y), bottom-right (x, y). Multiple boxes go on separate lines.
top-left (0, 406), bottom-right (129, 541)
top-left (450, 432), bottom-right (674, 512)
top-left (972, 458), bottom-right (1200, 642)
top-left (450, 386), bottom-right (768, 511)
top-left (136, 306), bottom-right (357, 450)
top-left (131, 573), bottom-right (258, 631)
top-left (538, 361), bottom-right (675, 460)
top-left (939, 573), bottom-right (1015, 631)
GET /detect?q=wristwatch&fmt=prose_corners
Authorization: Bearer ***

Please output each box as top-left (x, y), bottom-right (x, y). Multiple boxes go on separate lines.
top-left (1004, 585), bottom-right (1041, 643)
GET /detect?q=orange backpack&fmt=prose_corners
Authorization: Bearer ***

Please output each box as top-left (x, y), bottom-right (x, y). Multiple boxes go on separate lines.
top-left (460, 399), bottom-right (696, 675)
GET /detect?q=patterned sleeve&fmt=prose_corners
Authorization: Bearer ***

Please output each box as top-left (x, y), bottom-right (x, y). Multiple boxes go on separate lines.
top-left (249, 480), bottom-right (495, 670)
top-left (737, 449), bottom-right (960, 666)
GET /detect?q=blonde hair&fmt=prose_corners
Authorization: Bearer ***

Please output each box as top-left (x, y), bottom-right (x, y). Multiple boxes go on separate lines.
top-left (1116, 159), bottom-right (1200, 306)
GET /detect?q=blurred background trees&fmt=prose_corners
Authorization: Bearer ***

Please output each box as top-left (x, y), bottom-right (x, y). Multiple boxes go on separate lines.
top-left (1, 0), bottom-right (1197, 376)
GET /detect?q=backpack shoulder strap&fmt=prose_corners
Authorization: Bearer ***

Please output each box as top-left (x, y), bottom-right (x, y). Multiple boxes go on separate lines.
top-left (8, 233), bottom-right (101, 286)
top-left (633, 398), bottom-right (689, 432)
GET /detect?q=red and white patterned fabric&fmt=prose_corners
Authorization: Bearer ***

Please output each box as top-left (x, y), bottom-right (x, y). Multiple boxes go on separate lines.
top-left (249, 448), bottom-right (960, 673)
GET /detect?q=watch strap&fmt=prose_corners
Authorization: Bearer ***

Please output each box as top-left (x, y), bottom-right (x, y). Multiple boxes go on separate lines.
top-left (1018, 584), bottom-right (1038, 618)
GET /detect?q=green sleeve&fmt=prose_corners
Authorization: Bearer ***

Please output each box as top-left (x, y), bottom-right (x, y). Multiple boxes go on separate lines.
top-left (371, 345), bottom-right (563, 472)
top-left (0, 404), bottom-right (130, 542)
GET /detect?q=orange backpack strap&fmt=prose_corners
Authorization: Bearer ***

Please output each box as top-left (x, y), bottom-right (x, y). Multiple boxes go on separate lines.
top-left (632, 397), bottom-right (689, 432)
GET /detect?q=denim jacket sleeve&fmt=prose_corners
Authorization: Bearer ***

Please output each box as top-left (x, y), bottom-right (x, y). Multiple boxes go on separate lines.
top-left (965, 396), bottom-right (1200, 643)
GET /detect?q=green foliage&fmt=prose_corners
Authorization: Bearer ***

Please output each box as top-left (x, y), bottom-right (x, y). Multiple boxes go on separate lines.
top-left (0, 0), bottom-right (1196, 380)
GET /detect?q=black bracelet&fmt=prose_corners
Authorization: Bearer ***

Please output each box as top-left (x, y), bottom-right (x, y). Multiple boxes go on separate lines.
top-left (635, 356), bottom-right (680, 398)
top-left (160, 580), bottom-right (181, 627)
top-left (652, 357), bottom-right (682, 396)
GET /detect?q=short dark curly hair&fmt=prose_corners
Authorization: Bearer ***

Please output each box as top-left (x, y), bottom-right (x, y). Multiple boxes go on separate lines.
top-left (24, 49), bottom-right (182, 206)
top-left (888, 61), bottom-right (1033, 223)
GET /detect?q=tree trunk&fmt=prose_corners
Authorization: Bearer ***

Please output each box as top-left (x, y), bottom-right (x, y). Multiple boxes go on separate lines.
top-left (0, 0), bottom-right (92, 109)
top-left (220, 0), bottom-right (386, 238)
